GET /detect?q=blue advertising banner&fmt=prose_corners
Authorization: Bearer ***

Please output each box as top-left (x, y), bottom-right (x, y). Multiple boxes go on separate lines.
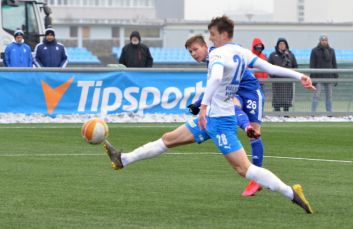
top-left (0, 71), bottom-right (207, 115)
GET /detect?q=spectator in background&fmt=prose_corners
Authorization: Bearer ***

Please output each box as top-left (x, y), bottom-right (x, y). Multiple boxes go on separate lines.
top-left (310, 35), bottom-right (338, 113)
top-left (4, 29), bottom-right (32, 67)
top-left (119, 31), bottom-right (153, 67)
top-left (34, 27), bottom-right (68, 68)
top-left (268, 38), bottom-right (298, 112)
top-left (251, 38), bottom-right (268, 92)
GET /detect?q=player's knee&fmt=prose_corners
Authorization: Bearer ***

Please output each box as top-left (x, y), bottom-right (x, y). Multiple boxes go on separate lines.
top-left (161, 132), bottom-right (173, 147)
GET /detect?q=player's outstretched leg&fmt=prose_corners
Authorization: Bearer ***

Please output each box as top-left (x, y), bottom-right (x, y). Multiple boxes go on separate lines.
top-left (292, 184), bottom-right (314, 214)
top-left (103, 138), bottom-right (168, 170)
top-left (104, 140), bottom-right (124, 170)
top-left (245, 164), bottom-right (314, 214)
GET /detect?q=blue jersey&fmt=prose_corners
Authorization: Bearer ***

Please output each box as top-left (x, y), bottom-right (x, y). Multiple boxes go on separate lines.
top-left (236, 69), bottom-right (264, 124)
top-left (238, 69), bottom-right (261, 93)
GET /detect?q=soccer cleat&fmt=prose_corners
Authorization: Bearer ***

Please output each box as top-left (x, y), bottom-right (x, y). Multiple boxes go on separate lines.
top-left (241, 180), bottom-right (263, 197)
top-left (292, 184), bottom-right (314, 214)
top-left (103, 140), bottom-right (124, 170)
top-left (245, 125), bottom-right (261, 139)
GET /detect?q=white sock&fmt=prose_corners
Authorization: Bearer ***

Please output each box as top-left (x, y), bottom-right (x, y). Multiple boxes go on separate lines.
top-left (246, 164), bottom-right (294, 200)
top-left (121, 138), bottom-right (168, 167)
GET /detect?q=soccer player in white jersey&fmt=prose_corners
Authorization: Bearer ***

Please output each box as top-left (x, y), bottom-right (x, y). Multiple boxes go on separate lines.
top-left (198, 15), bottom-right (314, 213)
top-left (104, 16), bottom-right (315, 213)
top-left (186, 35), bottom-right (264, 197)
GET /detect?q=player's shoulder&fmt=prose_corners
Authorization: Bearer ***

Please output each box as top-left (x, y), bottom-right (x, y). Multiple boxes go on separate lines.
top-left (234, 45), bottom-right (253, 55)
top-left (226, 43), bottom-right (246, 50)
top-left (209, 44), bottom-right (253, 58)
top-left (208, 48), bottom-right (223, 63)
top-left (223, 43), bottom-right (253, 55)
top-left (209, 45), bottom-right (234, 57)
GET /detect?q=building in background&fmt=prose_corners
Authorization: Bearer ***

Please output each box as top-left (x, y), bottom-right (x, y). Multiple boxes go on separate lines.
top-left (42, 0), bottom-right (353, 66)
top-left (45, 0), bottom-right (157, 21)
top-left (273, 0), bottom-right (353, 23)
top-left (44, 0), bottom-right (164, 59)
top-left (155, 0), bottom-right (184, 20)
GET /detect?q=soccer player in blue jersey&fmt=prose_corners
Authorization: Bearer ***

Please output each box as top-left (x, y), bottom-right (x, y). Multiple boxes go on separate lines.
top-left (104, 16), bottom-right (315, 213)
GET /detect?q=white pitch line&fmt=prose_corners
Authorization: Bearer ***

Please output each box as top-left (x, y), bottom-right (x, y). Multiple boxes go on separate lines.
top-left (0, 152), bottom-right (352, 164)
top-left (0, 153), bottom-right (102, 157)
top-left (166, 152), bottom-right (353, 164)
top-left (0, 125), bottom-right (177, 129)
top-left (263, 155), bottom-right (353, 164)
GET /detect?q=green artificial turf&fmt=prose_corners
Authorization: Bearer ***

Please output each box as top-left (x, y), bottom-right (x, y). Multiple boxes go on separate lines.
top-left (0, 122), bottom-right (352, 228)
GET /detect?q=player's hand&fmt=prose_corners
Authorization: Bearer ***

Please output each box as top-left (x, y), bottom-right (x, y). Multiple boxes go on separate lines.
top-left (198, 105), bottom-right (207, 130)
top-left (187, 103), bottom-right (200, 115)
top-left (245, 125), bottom-right (261, 139)
top-left (300, 75), bottom-right (316, 90)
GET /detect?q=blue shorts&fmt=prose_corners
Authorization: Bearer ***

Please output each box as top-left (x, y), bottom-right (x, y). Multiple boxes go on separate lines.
top-left (236, 88), bottom-right (265, 124)
top-left (185, 116), bottom-right (243, 155)
top-left (185, 117), bottom-right (210, 143)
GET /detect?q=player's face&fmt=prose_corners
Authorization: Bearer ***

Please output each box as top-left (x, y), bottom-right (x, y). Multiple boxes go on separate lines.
top-left (208, 26), bottom-right (224, 48)
top-left (187, 43), bottom-right (208, 62)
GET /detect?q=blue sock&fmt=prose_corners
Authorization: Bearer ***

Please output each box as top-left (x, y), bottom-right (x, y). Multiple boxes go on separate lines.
top-left (234, 105), bottom-right (249, 130)
top-left (251, 138), bottom-right (264, 167)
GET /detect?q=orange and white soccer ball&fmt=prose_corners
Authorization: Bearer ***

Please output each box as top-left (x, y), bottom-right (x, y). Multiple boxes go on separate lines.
top-left (81, 118), bottom-right (109, 144)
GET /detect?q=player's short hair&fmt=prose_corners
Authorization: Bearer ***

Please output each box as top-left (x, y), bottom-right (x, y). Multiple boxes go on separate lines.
top-left (208, 15), bottom-right (234, 38)
top-left (185, 35), bottom-right (206, 49)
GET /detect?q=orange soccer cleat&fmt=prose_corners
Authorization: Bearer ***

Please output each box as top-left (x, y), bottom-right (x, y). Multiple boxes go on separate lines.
top-left (242, 180), bottom-right (263, 197)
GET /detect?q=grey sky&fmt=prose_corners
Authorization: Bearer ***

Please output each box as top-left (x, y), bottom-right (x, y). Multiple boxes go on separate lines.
top-left (185, 0), bottom-right (273, 20)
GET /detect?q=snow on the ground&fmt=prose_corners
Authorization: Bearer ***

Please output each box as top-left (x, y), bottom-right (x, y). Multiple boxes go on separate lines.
top-left (0, 113), bottom-right (352, 124)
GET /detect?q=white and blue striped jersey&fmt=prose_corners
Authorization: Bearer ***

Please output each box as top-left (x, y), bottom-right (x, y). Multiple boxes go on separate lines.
top-left (208, 45), bottom-right (260, 93)
top-left (204, 43), bottom-right (258, 117)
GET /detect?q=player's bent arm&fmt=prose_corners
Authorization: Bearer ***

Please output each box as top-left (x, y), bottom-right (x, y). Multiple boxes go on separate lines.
top-left (201, 64), bottom-right (223, 106)
top-left (253, 58), bottom-right (315, 90)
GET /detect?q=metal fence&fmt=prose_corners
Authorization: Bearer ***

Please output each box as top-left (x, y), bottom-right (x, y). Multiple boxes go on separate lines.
top-left (259, 69), bottom-right (353, 116)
